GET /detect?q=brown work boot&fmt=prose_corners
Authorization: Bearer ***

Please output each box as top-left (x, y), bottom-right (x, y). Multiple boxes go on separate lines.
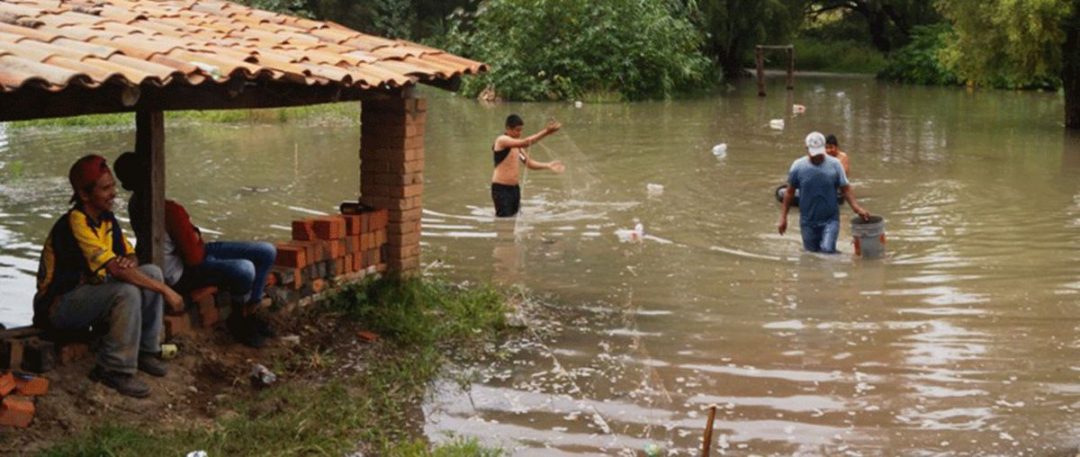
top-left (138, 352), bottom-right (168, 377)
top-left (89, 365), bottom-right (150, 398)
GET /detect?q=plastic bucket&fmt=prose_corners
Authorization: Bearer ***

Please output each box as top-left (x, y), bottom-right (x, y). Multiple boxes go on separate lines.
top-left (851, 215), bottom-right (886, 258)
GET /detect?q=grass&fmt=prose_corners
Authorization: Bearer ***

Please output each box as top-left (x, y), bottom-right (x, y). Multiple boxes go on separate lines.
top-left (776, 37), bottom-right (888, 74)
top-left (38, 276), bottom-right (509, 457)
top-left (6, 102), bottom-right (361, 129)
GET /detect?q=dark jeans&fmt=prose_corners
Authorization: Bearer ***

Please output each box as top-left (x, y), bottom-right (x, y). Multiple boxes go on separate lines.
top-left (492, 183), bottom-right (521, 218)
top-left (800, 218), bottom-right (841, 253)
top-left (176, 241), bottom-right (276, 305)
top-left (51, 264), bottom-right (164, 374)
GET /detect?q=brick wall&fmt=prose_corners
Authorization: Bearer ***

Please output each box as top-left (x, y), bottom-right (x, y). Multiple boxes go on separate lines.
top-left (359, 97), bottom-right (426, 274)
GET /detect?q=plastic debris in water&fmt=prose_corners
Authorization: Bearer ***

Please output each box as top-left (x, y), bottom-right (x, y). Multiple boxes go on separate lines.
top-left (186, 452), bottom-right (208, 457)
top-left (646, 183), bottom-right (664, 196)
top-left (250, 364), bottom-right (277, 387)
top-left (792, 104), bottom-right (806, 114)
top-left (615, 220), bottom-right (644, 243)
top-left (769, 119), bottom-right (785, 130)
top-left (711, 143), bottom-right (727, 158)
top-left (643, 443), bottom-right (662, 457)
top-left (574, 100), bottom-right (583, 108)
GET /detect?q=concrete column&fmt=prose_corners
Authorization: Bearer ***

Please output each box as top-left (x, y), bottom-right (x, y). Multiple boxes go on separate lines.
top-left (359, 96), bottom-right (426, 274)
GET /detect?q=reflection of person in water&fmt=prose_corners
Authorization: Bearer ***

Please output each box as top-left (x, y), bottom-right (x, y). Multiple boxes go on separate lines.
top-left (491, 114), bottom-right (564, 217)
top-left (491, 217), bottom-right (523, 286)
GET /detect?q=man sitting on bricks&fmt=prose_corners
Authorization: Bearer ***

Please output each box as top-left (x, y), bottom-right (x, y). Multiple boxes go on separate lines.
top-left (113, 151), bottom-right (277, 348)
top-left (34, 155), bottom-right (184, 398)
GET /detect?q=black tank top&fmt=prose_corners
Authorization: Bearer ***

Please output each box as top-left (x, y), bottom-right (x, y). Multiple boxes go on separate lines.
top-left (493, 146), bottom-right (511, 166)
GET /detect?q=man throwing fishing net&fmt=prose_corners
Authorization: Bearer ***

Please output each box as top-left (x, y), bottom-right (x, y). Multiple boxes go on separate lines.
top-left (490, 114), bottom-right (564, 217)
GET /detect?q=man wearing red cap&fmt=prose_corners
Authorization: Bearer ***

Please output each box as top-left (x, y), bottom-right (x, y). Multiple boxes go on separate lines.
top-left (34, 155), bottom-right (184, 398)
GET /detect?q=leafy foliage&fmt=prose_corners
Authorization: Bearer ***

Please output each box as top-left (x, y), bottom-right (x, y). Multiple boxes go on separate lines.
top-left (437, 0), bottom-right (711, 101)
top-left (695, 0), bottom-right (805, 78)
top-left (792, 37), bottom-right (888, 74)
top-left (937, 0), bottom-right (1071, 88)
top-left (877, 24), bottom-right (960, 85)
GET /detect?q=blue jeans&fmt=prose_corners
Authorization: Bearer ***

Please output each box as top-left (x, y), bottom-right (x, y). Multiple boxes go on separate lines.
top-left (179, 241), bottom-right (276, 305)
top-left (800, 218), bottom-right (840, 253)
top-left (52, 264), bottom-right (164, 374)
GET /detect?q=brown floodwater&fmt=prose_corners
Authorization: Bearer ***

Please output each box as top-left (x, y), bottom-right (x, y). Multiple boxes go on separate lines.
top-left (1, 75), bottom-right (1078, 455)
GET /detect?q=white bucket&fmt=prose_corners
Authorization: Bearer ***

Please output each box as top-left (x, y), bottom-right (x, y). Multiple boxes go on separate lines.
top-left (851, 215), bottom-right (886, 259)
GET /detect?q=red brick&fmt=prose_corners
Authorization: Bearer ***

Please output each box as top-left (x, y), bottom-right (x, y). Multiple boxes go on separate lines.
top-left (0, 372), bottom-right (14, 396)
top-left (0, 338), bottom-right (25, 371)
top-left (353, 252), bottom-right (364, 271)
top-left (197, 300), bottom-right (219, 328)
top-left (358, 195), bottom-right (422, 211)
top-left (14, 375), bottom-right (49, 396)
top-left (371, 209), bottom-right (389, 230)
top-left (163, 314), bottom-right (193, 340)
top-left (320, 239), bottom-right (345, 259)
top-left (388, 256), bottom-right (421, 271)
top-left (0, 396), bottom-right (35, 428)
top-left (375, 229), bottom-right (387, 246)
top-left (334, 257), bottom-right (347, 276)
top-left (58, 343), bottom-right (89, 365)
top-left (392, 219), bottom-right (419, 235)
top-left (387, 231), bottom-right (421, 247)
top-left (310, 278), bottom-right (328, 294)
top-left (342, 215), bottom-right (363, 236)
top-left (292, 220), bottom-right (315, 241)
top-left (388, 208), bottom-right (422, 223)
top-left (188, 286), bottom-right (218, 307)
top-left (274, 244), bottom-right (307, 268)
top-left (344, 235), bottom-right (361, 253)
top-left (312, 216), bottom-right (346, 240)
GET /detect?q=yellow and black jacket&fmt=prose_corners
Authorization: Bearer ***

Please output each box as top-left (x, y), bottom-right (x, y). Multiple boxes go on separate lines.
top-left (33, 207), bottom-right (133, 328)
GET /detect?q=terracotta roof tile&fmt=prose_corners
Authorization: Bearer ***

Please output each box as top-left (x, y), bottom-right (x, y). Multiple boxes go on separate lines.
top-left (0, 0), bottom-right (486, 99)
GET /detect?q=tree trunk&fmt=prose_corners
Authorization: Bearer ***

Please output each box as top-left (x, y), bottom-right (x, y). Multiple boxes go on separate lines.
top-left (720, 41), bottom-right (744, 80)
top-left (1064, 0), bottom-right (1080, 129)
top-left (866, 10), bottom-right (892, 53)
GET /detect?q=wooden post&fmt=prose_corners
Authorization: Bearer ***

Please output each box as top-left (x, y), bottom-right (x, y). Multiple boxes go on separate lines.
top-left (786, 46), bottom-right (795, 90)
top-left (755, 46), bottom-right (766, 97)
top-left (701, 404), bottom-right (718, 456)
top-left (134, 110), bottom-right (166, 267)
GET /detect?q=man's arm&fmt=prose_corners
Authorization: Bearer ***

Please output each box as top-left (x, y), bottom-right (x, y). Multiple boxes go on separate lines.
top-left (105, 260), bottom-right (184, 313)
top-left (495, 121), bottom-right (561, 149)
top-left (840, 185), bottom-right (871, 220)
top-left (778, 185), bottom-right (795, 235)
top-left (521, 149), bottom-right (564, 172)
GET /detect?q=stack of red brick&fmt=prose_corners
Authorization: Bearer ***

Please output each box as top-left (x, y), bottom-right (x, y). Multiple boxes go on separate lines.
top-left (272, 208), bottom-right (389, 295)
top-left (0, 371), bottom-right (49, 428)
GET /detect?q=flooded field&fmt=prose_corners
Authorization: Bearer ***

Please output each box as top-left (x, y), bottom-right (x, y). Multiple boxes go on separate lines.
top-left (2, 76), bottom-right (1079, 454)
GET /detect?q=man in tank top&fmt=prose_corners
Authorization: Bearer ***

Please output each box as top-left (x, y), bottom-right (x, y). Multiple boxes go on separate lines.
top-left (491, 114), bottom-right (564, 217)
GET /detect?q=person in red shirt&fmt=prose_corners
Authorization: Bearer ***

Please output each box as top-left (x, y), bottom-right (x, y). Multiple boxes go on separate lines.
top-left (113, 152), bottom-right (275, 348)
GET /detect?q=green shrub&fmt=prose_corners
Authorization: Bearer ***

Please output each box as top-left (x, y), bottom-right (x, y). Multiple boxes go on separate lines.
top-left (877, 24), bottom-right (960, 86)
top-left (788, 37), bottom-right (888, 74)
top-left (434, 0), bottom-right (710, 101)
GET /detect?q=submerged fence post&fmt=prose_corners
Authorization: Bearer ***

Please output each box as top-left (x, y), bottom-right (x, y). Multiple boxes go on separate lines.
top-left (755, 46), bottom-right (766, 97)
top-left (786, 46), bottom-right (795, 90)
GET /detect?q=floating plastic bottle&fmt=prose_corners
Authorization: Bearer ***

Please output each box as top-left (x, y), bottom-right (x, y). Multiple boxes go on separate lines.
top-left (711, 143), bottom-right (727, 158)
top-left (769, 119), bottom-right (785, 130)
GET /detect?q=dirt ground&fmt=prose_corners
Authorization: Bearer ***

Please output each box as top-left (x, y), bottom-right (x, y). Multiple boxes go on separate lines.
top-left (1, 304), bottom-right (378, 455)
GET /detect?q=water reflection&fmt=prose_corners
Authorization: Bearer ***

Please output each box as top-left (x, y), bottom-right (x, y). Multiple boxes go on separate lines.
top-left (2, 76), bottom-right (1080, 454)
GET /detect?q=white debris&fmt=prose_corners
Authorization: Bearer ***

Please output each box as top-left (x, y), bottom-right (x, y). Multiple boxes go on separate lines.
top-left (769, 119), bottom-right (785, 130)
top-left (646, 183), bottom-right (664, 196)
top-left (792, 104), bottom-right (806, 114)
top-left (712, 143), bottom-right (728, 157)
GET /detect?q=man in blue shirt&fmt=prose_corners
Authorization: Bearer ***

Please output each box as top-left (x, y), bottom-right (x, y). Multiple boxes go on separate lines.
top-left (778, 132), bottom-right (871, 253)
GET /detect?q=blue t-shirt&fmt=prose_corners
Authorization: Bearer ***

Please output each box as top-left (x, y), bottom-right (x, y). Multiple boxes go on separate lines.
top-left (788, 155), bottom-right (848, 225)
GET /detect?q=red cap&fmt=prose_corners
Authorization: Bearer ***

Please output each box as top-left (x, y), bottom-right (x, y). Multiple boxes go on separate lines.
top-left (69, 154), bottom-right (110, 193)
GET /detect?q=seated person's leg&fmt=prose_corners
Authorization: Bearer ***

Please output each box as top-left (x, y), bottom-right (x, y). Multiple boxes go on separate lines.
top-left (198, 256), bottom-right (256, 303)
top-left (135, 264), bottom-right (165, 355)
top-left (204, 241), bottom-right (276, 303)
top-left (53, 282), bottom-right (142, 375)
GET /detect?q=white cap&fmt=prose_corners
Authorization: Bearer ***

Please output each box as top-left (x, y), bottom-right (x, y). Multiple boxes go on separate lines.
top-left (805, 131), bottom-right (826, 156)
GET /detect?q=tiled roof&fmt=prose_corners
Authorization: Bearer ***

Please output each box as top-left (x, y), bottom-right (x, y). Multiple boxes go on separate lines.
top-left (0, 0), bottom-right (487, 95)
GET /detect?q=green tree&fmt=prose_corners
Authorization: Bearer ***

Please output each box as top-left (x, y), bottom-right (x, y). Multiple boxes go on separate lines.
top-left (696, 0), bottom-right (805, 79)
top-left (937, 0), bottom-right (1080, 128)
top-left (808, 1), bottom-right (940, 52)
top-left (440, 0), bottom-right (710, 101)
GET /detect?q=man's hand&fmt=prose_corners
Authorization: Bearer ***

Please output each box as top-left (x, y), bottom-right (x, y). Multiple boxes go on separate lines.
top-left (115, 256), bottom-right (137, 270)
top-left (549, 160), bottom-right (566, 174)
top-left (854, 206), bottom-right (871, 221)
top-left (162, 287), bottom-right (185, 314)
top-left (545, 120), bottom-right (562, 133)
top-left (777, 217), bottom-right (787, 236)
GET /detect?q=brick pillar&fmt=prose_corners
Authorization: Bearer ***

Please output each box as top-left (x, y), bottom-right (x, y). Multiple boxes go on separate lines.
top-left (359, 96), bottom-right (426, 274)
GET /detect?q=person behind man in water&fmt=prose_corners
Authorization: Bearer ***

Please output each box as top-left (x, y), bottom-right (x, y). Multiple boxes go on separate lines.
top-left (778, 132), bottom-right (871, 253)
top-left (825, 134), bottom-right (851, 176)
top-left (491, 114), bottom-right (564, 217)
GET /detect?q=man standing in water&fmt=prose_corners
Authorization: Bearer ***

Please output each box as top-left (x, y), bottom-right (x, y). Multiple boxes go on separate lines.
top-left (491, 114), bottom-right (564, 217)
top-left (778, 132), bottom-right (871, 253)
